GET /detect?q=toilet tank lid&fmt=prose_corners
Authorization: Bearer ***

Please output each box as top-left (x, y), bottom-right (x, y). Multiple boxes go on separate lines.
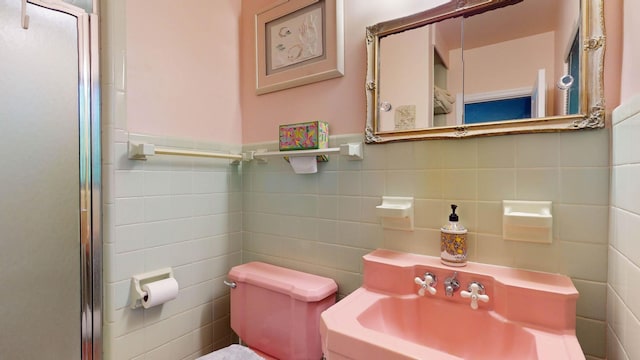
top-left (228, 262), bottom-right (338, 302)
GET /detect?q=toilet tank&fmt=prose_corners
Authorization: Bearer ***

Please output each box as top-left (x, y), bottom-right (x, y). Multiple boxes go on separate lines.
top-left (228, 262), bottom-right (337, 360)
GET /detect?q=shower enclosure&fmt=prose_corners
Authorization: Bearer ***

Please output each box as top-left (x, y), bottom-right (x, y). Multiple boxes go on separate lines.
top-left (0, 0), bottom-right (101, 358)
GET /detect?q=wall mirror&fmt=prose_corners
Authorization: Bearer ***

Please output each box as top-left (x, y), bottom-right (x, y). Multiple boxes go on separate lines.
top-left (365, 0), bottom-right (605, 143)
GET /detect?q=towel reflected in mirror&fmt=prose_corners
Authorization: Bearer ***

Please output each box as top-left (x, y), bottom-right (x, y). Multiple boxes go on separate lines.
top-left (434, 85), bottom-right (455, 115)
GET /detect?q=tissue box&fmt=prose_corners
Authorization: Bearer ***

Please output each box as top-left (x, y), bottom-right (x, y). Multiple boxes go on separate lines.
top-left (279, 121), bottom-right (329, 151)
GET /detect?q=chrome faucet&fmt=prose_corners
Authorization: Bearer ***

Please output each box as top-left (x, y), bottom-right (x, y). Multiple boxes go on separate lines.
top-left (444, 272), bottom-right (460, 297)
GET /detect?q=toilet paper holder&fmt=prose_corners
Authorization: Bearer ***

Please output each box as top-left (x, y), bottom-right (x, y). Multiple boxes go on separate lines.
top-left (129, 267), bottom-right (175, 309)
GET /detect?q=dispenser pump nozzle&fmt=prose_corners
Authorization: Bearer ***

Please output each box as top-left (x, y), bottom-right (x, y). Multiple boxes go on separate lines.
top-left (449, 204), bottom-right (459, 222)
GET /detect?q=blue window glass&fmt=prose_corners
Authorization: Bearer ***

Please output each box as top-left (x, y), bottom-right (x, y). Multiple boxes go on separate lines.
top-left (567, 31), bottom-right (580, 114)
top-left (464, 96), bottom-right (531, 124)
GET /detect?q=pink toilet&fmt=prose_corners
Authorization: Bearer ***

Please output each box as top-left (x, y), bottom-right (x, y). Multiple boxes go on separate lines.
top-left (210, 262), bottom-right (337, 360)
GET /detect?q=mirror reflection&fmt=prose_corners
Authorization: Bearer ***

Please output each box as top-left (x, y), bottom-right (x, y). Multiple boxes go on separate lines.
top-left (365, 0), bottom-right (604, 142)
top-left (461, 0), bottom-right (580, 125)
top-left (377, 16), bottom-right (462, 131)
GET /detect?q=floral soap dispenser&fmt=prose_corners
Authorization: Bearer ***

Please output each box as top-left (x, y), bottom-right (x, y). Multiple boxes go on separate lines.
top-left (440, 204), bottom-right (468, 266)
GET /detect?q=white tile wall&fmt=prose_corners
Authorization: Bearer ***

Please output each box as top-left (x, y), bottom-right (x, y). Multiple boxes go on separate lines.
top-left (102, 131), bottom-right (242, 360)
top-left (103, 127), bottom-right (609, 359)
top-left (101, 2), bottom-right (241, 358)
top-left (608, 95), bottom-right (640, 360)
top-left (242, 131), bottom-right (610, 359)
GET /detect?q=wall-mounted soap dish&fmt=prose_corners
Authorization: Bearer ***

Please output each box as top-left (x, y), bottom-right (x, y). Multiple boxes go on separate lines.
top-left (376, 196), bottom-right (414, 231)
top-left (503, 200), bottom-right (552, 243)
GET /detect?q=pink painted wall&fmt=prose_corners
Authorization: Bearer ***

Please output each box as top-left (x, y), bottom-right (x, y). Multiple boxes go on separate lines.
top-left (603, 0), bottom-right (622, 113)
top-left (124, 0), bottom-right (622, 143)
top-left (463, 32), bottom-right (556, 111)
top-left (126, 0), bottom-right (242, 143)
top-left (620, 0), bottom-right (639, 102)
top-left (240, 0), bottom-right (447, 143)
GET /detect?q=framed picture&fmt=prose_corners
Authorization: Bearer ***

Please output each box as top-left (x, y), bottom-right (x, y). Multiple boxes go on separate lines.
top-left (255, 0), bottom-right (344, 95)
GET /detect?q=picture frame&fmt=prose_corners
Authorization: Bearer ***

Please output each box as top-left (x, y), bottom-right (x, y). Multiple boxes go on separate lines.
top-left (255, 0), bottom-right (344, 95)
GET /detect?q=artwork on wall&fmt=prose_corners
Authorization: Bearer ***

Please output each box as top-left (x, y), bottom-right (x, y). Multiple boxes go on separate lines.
top-left (255, 0), bottom-right (344, 95)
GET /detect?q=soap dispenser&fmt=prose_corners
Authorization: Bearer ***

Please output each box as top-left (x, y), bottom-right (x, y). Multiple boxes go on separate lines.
top-left (441, 204), bottom-right (468, 266)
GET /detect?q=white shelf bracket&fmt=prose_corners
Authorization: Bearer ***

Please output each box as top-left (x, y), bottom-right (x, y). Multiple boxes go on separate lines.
top-left (340, 142), bottom-right (364, 160)
top-left (128, 142), bottom-right (155, 160)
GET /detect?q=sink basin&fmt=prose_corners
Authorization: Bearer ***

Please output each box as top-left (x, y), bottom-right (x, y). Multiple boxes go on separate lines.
top-left (320, 249), bottom-right (584, 360)
top-left (358, 296), bottom-right (537, 359)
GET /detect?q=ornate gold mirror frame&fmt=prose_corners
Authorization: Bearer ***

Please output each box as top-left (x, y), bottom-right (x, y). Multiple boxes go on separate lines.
top-left (364, 0), bottom-right (605, 143)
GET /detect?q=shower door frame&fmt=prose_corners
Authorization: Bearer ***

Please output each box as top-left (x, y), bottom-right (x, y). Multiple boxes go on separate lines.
top-left (25, 1), bottom-right (102, 358)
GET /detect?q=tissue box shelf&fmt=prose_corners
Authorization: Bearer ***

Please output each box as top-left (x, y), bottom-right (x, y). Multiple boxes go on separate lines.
top-left (285, 155), bottom-right (328, 162)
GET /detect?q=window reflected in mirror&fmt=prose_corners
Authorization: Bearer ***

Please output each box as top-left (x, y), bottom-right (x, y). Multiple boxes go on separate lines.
top-left (461, 0), bottom-right (581, 124)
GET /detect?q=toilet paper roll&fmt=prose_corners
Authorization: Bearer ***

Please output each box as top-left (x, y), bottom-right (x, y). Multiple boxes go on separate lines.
top-left (141, 278), bottom-right (179, 309)
top-left (289, 156), bottom-right (317, 174)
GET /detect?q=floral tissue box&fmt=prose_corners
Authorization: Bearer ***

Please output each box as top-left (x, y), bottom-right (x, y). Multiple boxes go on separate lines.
top-left (279, 121), bottom-right (329, 151)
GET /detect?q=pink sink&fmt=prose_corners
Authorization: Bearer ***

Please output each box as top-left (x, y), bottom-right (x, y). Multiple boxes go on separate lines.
top-left (320, 250), bottom-right (585, 360)
top-left (358, 295), bottom-right (537, 359)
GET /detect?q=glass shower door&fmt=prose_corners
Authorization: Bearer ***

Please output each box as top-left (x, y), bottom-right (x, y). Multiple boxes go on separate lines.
top-left (0, 1), bottom-right (99, 358)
